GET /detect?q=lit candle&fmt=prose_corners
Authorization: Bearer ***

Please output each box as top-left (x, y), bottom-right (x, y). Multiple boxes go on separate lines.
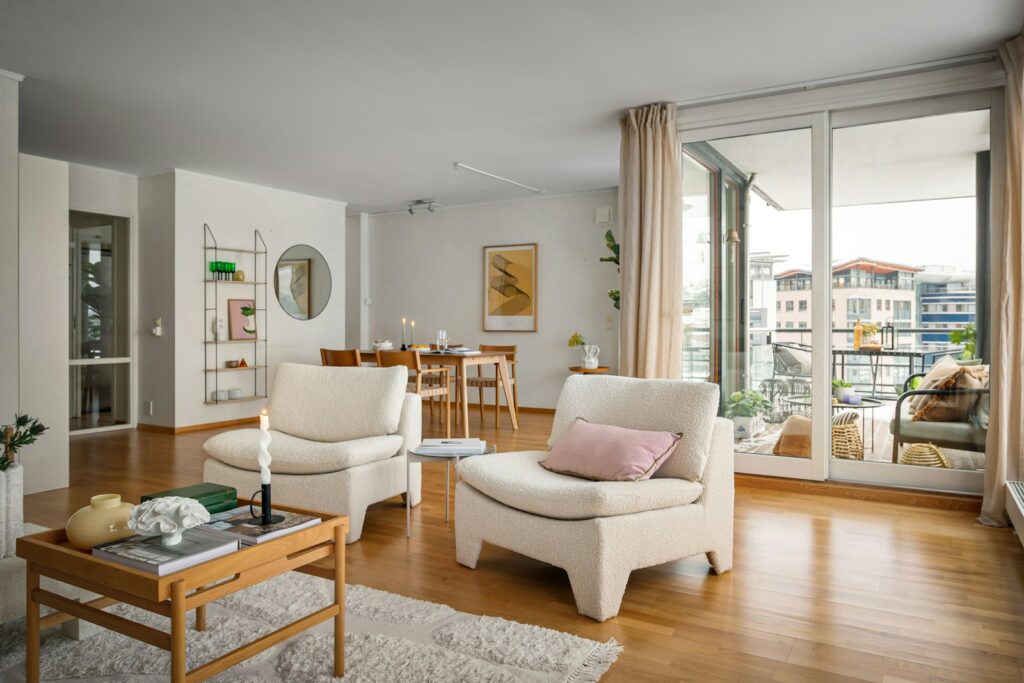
top-left (401, 317), bottom-right (407, 346)
top-left (258, 408), bottom-right (272, 485)
top-left (410, 320), bottom-right (415, 345)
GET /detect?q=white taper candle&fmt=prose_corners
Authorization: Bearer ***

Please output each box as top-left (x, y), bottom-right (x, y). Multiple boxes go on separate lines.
top-left (258, 408), bottom-right (272, 485)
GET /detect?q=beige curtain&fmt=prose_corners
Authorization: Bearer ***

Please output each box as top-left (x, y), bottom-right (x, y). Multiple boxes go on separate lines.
top-left (981, 35), bottom-right (1024, 526)
top-left (618, 103), bottom-right (683, 378)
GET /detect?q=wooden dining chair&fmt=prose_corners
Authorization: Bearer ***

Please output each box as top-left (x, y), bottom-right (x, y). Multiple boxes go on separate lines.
top-left (465, 344), bottom-right (518, 427)
top-left (320, 348), bottom-right (362, 367)
top-left (376, 349), bottom-right (451, 437)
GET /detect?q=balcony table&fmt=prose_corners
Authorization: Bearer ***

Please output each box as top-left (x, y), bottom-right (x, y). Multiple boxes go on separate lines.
top-left (831, 345), bottom-right (963, 398)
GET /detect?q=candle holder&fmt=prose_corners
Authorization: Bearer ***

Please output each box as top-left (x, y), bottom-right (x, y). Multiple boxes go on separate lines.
top-left (249, 484), bottom-right (285, 526)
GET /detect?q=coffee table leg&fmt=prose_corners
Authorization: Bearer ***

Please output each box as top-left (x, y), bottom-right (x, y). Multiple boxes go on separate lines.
top-left (26, 561), bottom-right (40, 683)
top-left (196, 602), bottom-right (206, 631)
top-left (406, 455), bottom-right (412, 538)
top-left (445, 460), bottom-right (451, 523)
top-left (171, 580), bottom-right (186, 683)
top-left (334, 525), bottom-right (346, 678)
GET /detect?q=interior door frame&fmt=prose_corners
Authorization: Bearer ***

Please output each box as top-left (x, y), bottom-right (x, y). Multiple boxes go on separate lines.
top-left (681, 113), bottom-right (830, 481)
top-left (68, 206), bottom-right (138, 435)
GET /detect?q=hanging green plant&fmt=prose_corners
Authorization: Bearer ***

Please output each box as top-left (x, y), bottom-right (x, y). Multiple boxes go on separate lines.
top-left (600, 229), bottom-right (620, 310)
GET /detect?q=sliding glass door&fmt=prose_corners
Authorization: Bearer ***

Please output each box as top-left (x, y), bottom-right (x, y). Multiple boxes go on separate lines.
top-left (680, 90), bottom-right (998, 492)
top-left (828, 96), bottom-right (992, 492)
top-left (682, 118), bottom-right (828, 479)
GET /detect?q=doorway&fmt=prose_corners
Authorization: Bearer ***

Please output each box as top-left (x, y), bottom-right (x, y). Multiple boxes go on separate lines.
top-left (69, 210), bottom-right (132, 433)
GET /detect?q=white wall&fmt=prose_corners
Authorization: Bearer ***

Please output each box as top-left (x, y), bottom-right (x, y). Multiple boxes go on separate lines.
top-left (138, 172), bottom-right (176, 427)
top-left (0, 74), bottom-right (19, 421)
top-left (69, 163), bottom-right (137, 217)
top-left (368, 190), bottom-right (619, 409)
top-left (345, 213), bottom-right (370, 349)
top-left (18, 155), bottom-right (69, 494)
top-left (173, 170), bottom-right (346, 427)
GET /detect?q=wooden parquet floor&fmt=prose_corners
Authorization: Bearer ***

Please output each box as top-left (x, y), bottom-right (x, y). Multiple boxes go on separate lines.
top-left (24, 410), bottom-right (1024, 682)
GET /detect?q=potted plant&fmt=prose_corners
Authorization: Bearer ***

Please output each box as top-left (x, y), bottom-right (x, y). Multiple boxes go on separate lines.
top-left (724, 390), bottom-right (772, 439)
top-left (832, 378), bottom-right (856, 403)
top-left (568, 332), bottom-right (600, 369)
top-left (861, 322), bottom-right (881, 346)
top-left (1, 414), bottom-right (48, 557)
top-left (949, 322), bottom-right (976, 360)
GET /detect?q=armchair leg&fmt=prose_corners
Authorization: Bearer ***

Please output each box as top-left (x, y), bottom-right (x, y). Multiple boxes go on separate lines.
top-left (455, 527), bottom-right (483, 569)
top-left (707, 547), bottom-right (732, 574)
top-left (566, 564), bottom-right (631, 622)
top-left (892, 438), bottom-right (900, 463)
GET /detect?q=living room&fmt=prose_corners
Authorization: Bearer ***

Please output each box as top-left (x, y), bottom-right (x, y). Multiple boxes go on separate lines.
top-left (1, 2), bottom-right (1023, 681)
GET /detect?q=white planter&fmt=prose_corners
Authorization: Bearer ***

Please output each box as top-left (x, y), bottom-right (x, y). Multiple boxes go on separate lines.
top-left (733, 415), bottom-right (765, 440)
top-left (0, 464), bottom-right (23, 559)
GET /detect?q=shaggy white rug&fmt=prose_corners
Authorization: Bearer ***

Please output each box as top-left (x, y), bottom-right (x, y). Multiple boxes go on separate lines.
top-left (0, 572), bottom-right (621, 682)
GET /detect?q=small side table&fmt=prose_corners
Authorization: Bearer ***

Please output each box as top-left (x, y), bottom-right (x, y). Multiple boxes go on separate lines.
top-left (569, 366), bottom-right (609, 374)
top-left (406, 444), bottom-right (496, 537)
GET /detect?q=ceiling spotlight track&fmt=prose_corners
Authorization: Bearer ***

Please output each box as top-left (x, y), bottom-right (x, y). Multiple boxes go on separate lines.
top-left (407, 199), bottom-right (441, 215)
top-left (452, 162), bottom-right (544, 195)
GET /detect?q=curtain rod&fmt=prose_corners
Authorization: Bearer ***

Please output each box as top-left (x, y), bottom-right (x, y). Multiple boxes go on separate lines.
top-left (452, 162), bottom-right (544, 194)
top-left (675, 51), bottom-right (999, 108)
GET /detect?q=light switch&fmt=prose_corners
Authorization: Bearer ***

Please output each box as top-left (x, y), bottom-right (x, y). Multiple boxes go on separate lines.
top-left (595, 206), bottom-right (613, 225)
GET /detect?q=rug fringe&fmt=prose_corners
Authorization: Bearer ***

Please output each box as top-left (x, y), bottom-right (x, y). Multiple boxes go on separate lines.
top-left (566, 639), bottom-right (623, 683)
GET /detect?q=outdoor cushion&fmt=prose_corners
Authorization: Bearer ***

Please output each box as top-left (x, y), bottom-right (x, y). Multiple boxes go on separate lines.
top-left (772, 415), bottom-right (811, 458)
top-left (458, 450), bottom-right (704, 520)
top-left (891, 412), bottom-right (986, 449)
top-left (267, 363), bottom-right (407, 443)
top-left (547, 375), bottom-right (719, 482)
top-left (540, 419), bottom-right (681, 481)
top-left (913, 362), bottom-right (988, 422)
top-left (203, 430), bottom-right (403, 474)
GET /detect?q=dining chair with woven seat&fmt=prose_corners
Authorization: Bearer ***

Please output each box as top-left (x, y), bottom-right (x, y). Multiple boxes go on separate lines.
top-left (465, 344), bottom-right (518, 427)
top-left (320, 348), bottom-right (362, 367)
top-left (377, 349), bottom-right (451, 437)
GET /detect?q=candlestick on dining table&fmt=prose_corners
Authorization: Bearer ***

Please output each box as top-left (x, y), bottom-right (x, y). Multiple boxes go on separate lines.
top-left (255, 409), bottom-right (283, 525)
top-left (401, 317), bottom-right (407, 350)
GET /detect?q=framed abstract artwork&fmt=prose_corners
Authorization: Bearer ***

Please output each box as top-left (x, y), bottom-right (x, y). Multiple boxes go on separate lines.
top-left (482, 243), bottom-right (537, 332)
top-left (227, 299), bottom-right (258, 340)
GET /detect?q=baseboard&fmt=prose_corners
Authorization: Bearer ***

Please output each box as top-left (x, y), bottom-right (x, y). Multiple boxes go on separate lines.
top-left (736, 473), bottom-right (982, 512)
top-left (137, 416), bottom-right (260, 435)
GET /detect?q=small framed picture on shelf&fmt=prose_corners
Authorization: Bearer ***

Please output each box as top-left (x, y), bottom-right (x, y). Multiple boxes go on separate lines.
top-left (228, 299), bottom-right (258, 340)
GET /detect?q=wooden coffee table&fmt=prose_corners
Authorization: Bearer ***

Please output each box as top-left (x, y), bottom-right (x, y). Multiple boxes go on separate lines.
top-left (16, 499), bottom-right (348, 683)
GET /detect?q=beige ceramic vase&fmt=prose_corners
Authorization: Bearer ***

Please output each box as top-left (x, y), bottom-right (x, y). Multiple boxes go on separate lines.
top-left (66, 494), bottom-right (135, 550)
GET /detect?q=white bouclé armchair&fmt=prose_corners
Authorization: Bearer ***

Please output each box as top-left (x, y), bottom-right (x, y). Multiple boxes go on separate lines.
top-left (203, 362), bottom-right (421, 543)
top-left (455, 374), bottom-right (733, 621)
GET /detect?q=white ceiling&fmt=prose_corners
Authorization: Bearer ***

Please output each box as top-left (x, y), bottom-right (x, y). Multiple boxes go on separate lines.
top-left (0, 1), bottom-right (1019, 213)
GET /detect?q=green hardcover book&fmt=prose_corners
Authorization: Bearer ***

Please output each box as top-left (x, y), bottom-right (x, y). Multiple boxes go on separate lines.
top-left (142, 482), bottom-right (237, 513)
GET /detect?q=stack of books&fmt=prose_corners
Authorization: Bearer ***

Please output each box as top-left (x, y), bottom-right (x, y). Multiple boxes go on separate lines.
top-left (417, 438), bottom-right (488, 455)
top-left (93, 529), bottom-right (239, 576)
top-left (141, 482), bottom-right (238, 514)
top-left (203, 506), bottom-right (321, 545)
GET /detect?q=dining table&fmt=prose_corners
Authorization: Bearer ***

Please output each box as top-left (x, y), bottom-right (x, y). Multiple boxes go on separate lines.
top-left (360, 349), bottom-right (518, 438)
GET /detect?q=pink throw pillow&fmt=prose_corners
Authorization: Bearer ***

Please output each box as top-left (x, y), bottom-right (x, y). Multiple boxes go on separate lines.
top-left (540, 419), bottom-right (682, 482)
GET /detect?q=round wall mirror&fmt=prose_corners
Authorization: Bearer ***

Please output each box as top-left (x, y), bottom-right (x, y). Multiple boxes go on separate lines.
top-left (274, 245), bottom-right (332, 320)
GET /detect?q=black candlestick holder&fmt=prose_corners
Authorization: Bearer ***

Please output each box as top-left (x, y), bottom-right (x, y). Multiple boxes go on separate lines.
top-left (249, 483), bottom-right (285, 526)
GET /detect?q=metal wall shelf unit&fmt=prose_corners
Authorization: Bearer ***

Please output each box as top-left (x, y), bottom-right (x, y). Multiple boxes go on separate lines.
top-left (203, 224), bottom-right (268, 405)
